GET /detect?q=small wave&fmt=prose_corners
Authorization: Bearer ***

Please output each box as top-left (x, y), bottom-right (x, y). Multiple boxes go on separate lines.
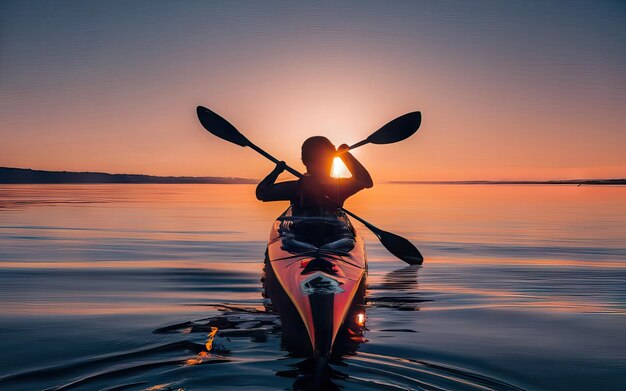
top-left (345, 351), bottom-right (524, 391)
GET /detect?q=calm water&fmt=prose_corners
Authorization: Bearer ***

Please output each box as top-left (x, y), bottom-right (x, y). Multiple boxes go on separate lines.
top-left (0, 184), bottom-right (624, 390)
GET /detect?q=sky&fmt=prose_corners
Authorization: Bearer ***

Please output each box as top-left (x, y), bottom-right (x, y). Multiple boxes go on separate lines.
top-left (1, 1), bottom-right (625, 180)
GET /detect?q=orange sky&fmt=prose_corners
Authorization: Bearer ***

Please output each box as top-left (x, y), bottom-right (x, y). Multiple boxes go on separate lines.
top-left (1, 2), bottom-right (624, 180)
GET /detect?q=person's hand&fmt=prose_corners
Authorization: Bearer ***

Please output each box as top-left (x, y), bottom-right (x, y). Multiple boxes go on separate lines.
top-left (274, 161), bottom-right (287, 172)
top-left (336, 144), bottom-right (350, 156)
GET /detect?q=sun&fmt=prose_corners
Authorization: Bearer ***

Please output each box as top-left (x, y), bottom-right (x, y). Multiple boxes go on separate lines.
top-left (331, 157), bottom-right (351, 178)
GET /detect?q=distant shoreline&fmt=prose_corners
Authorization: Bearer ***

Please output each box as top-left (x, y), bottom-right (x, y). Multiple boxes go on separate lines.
top-left (389, 180), bottom-right (626, 186)
top-left (1, 167), bottom-right (624, 185)
top-left (0, 167), bottom-right (256, 184)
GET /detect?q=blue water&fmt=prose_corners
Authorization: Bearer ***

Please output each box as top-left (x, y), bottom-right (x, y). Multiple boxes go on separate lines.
top-left (0, 184), bottom-right (624, 390)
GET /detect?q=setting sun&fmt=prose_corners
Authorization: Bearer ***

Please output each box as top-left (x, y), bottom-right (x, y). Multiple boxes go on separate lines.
top-left (331, 157), bottom-right (351, 178)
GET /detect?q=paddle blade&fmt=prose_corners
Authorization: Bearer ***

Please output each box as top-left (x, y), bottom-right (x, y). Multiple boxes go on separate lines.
top-left (196, 106), bottom-right (250, 147)
top-left (367, 111), bottom-right (421, 145)
top-left (375, 229), bottom-right (424, 265)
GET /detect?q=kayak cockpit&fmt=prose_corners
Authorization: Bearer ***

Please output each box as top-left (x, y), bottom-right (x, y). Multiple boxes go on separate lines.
top-left (276, 210), bottom-right (356, 254)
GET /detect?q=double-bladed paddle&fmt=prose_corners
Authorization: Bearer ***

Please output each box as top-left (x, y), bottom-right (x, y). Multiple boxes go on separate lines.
top-left (196, 105), bottom-right (423, 265)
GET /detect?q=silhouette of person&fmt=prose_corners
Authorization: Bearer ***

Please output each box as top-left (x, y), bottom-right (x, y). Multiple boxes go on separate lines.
top-left (256, 136), bottom-right (373, 215)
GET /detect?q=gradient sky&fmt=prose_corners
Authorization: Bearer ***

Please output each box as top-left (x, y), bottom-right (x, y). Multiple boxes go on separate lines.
top-left (1, 1), bottom-right (625, 180)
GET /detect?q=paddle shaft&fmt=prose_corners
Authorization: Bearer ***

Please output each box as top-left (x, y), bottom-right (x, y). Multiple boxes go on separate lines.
top-left (348, 139), bottom-right (369, 150)
top-left (247, 143), bottom-right (303, 179)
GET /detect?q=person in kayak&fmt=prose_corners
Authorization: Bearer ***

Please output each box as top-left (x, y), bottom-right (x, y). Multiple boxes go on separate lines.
top-left (256, 136), bottom-right (373, 215)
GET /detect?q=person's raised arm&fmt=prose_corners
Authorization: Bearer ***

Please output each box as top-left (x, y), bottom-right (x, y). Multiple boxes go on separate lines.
top-left (337, 144), bottom-right (373, 189)
top-left (256, 161), bottom-right (298, 202)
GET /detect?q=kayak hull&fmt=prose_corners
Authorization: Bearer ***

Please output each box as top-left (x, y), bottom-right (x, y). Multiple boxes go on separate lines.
top-left (264, 208), bottom-right (367, 359)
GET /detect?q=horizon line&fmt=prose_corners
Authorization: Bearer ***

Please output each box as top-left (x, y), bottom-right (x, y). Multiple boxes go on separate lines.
top-left (1, 166), bottom-right (625, 185)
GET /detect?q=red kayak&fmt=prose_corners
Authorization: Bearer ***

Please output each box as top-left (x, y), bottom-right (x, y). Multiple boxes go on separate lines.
top-left (263, 207), bottom-right (367, 360)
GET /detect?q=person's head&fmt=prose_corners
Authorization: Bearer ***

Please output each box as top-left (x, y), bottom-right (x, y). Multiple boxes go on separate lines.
top-left (301, 136), bottom-right (336, 176)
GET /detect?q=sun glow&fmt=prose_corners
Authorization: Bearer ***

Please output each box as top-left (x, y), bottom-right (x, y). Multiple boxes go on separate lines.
top-left (331, 157), bottom-right (351, 178)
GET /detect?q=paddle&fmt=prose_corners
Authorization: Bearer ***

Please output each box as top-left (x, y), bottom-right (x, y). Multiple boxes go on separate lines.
top-left (196, 105), bottom-right (423, 265)
top-left (348, 111), bottom-right (421, 150)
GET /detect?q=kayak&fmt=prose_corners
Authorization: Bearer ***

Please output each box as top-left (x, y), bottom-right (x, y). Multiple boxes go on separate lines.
top-left (263, 207), bottom-right (367, 360)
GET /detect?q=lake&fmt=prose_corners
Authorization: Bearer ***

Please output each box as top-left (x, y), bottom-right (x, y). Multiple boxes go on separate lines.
top-left (0, 184), bottom-right (624, 390)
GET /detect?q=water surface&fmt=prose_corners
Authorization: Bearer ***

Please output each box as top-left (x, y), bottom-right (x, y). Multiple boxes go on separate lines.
top-left (0, 184), bottom-right (625, 390)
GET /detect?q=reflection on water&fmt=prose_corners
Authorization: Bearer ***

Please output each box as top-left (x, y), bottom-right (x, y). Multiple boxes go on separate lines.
top-left (0, 184), bottom-right (625, 390)
top-left (368, 265), bottom-right (427, 313)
